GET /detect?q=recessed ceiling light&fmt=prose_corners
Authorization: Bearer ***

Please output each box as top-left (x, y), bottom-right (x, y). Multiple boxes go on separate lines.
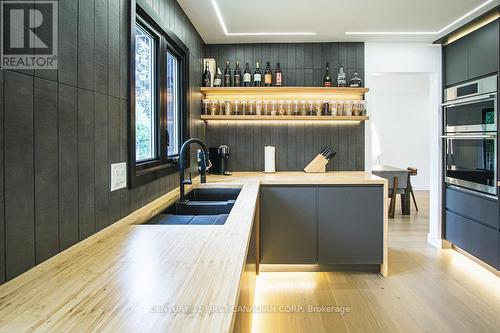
top-left (211, 0), bottom-right (317, 36)
top-left (345, 0), bottom-right (495, 36)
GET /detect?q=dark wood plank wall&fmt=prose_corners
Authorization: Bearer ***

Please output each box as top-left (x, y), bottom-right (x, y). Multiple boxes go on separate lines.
top-left (0, 0), bottom-right (205, 284)
top-left (205, 43), bottom-right (365, 171)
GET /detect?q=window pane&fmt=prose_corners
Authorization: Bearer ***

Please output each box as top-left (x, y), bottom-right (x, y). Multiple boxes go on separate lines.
top-left (167, 51), bottom-right (180, 157)
top-left (135, 24), bottom-right (156, 162)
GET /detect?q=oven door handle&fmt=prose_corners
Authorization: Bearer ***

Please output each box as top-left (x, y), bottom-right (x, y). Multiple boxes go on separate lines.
top-left (441, 134), bottom-right (497, 139)
top-left (442, 93), bottom-right (496, 107)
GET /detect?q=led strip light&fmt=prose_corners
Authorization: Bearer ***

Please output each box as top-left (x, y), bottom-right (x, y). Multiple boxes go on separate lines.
top-left (345, 0), bottom-right (496, 35)
top-left (211, 0), bottom-right (317, 36)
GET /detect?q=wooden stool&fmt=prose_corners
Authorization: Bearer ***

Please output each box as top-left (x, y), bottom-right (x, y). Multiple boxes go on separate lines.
top-left (388, 176), bottom-right (398, 219)
top-left (407, 167), bottom-right (418, 211)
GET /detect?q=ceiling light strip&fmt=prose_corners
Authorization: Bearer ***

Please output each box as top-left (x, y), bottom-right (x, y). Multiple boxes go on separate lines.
top-left (211, 0), bottom-right (316, 36)
top-left (345, 0), bottom-right (496, 36)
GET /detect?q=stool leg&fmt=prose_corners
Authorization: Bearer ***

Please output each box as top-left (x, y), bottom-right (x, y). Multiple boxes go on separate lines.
top-left (389, 177), bottom-right (398, 219)
top-left (410, 188), bottom-right (418, 211)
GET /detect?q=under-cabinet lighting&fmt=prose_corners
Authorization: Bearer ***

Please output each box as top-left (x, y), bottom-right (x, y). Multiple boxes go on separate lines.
top-left (211, 0), bottom-right (317, 36)
top-left (345, 0), bottom-right (495, 36)
top-left (203, 120), bottom-right (362, 125)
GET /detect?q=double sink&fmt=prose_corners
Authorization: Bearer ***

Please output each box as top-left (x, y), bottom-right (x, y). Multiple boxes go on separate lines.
top-left (146, 187), bottom-right (241, 226)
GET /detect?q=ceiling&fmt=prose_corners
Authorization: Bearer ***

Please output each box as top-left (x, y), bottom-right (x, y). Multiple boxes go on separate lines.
top-left (177, 0), bottom-right (500, 43)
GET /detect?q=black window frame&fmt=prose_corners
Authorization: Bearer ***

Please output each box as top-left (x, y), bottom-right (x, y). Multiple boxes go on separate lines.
top-left (128, 2), bottom-right (190, 189)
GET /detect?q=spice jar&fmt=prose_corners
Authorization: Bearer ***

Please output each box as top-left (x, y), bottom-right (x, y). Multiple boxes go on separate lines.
top-left (270, 100), bottom-right (277, 116)
top-left (293, 100), bottom-right (300, 115)
top-left (344, 101), bottom-right (352, 116)
top-left (307, 100), bottom-right (315, 116)
top-left (285, 100), bottom-right (292, 115)
top-left (210, 100), bottom-right (218, 115)
top-left (240, 100), bottom-right (247, 115)
top-left (248, 100), bottom-right (255, 115)
top-left (329, 100), bottom-right (337, 116)
top-left (233, 100), bottom-right (240, 115)
top-left (224, 100), bottom-right (232, 116)
top-left (255, 100), bottom-right (262, 116)
top-left (202, 99), bottom-right (210, 115)
top-left (278, 100), bottom-right (285, 115)
top-left (218, 100), bottom-right (225, 115)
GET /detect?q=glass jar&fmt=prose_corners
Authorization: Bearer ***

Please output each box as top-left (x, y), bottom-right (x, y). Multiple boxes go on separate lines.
top-left (307, 100), bottom-right (315, 116)
top-left (352, 101), bottom-right (360, 116)
top-left (344, 100), bottom-right (352, 116)
top-left (278, 100), bottom-right (285, 116)
top-left (218, 100), bottom-right (225, 115)
top-left (248, 100), bottom-right (255, 115)
top-left (210, 100), bottom-right (218, 115)
top-left (202, 99), bottom-right (210, 115)
top-left (233, 100), bottom-right (240, 115)
top-left (336, 100), bottom-right (344, 116)
top-left (285, 100), bottom-right (292, 116)
top-left (329, 100), bottom-right (337, 116)
top-left (314, 100), bottom-right (322, 116)
top-left (263, 100), bottom-right (270, 116)
top-left (224, 100), bottom-right (232, 116)
top-left (322, 100), bottom-right (330, 116)
top-left (270, 100), bottom-right (277, 116)
top-left (293, 100), bottom-right (300, 115)
top-left (255, 100), bottom-right (262, 116)
top-left (240, 100), bottom-right (247, 115)
top-left (300, 100), bottom-right (307, 115)
top-left (360, 100), bottom-right (367, 116)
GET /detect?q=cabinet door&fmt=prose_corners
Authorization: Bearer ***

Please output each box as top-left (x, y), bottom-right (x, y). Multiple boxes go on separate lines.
top-left (468, 21), bottom-right (499, 80)
top-left (318, 186), bottom-right (383, 264)
top-left (444, 37), bottom-right (469, 86)
top-left (445, 210), bottom-right (498, 268)
top-left (260, 186), bottom-right (316, 264)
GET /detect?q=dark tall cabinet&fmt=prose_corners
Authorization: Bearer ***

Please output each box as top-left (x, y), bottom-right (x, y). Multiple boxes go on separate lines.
top-left (444, 20), bottom-right (499, 86)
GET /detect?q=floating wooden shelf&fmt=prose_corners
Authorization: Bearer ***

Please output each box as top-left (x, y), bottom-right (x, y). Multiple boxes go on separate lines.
top-left (201, 86), bottom-right (368, 100)
top-left (201, 115), bottom-right (369, 122)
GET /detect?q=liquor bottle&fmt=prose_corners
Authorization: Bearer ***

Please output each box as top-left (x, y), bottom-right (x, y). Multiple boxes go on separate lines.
top-left (243, 62), bottom-right (252, 87)
top-left (337, 66), bottom-right (347, 87)
top-left (349, 71), bottom-right (363, 87)
top-left (213, 67), bottom-right (222, 87)
top-left (264, 62), bottom-right (272, 87)
top-left (253, 61), bottom-right (262, 87)
top-left (234, 61), bottom-right (242, 87)
top-left (275, 62), bottom-right (282, 86)
top-left (323, 62), bottom-right (332, 87)
top-left (202, 61), bottom-right (211, 87)
top-left (224, 61), bottom-right (231, 87)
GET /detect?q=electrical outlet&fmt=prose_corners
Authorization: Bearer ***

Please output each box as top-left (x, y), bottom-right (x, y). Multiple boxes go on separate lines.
top-left (110, 162), bottom-right (127, 191)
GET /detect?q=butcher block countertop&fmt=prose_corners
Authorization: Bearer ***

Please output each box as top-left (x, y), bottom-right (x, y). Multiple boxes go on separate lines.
top-left (0, 172), bottom-right (387, 333)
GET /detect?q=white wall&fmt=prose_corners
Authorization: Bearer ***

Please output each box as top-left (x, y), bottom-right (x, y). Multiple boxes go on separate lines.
top-left (370, 73), bottom-right (431, 190)
top-left (365, 42), bottom-right (444, 248)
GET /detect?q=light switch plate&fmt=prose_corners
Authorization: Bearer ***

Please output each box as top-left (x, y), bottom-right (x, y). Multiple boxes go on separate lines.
top-left (110, 162), bottom-right (127, 191)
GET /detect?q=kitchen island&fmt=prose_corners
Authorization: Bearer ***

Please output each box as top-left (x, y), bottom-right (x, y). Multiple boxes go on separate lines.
top-left (0, 172), bottom-right (387, 333)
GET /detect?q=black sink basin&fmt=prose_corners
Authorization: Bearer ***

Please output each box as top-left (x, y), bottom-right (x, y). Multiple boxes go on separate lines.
top-left (145, 187), bottom-right (241, 225)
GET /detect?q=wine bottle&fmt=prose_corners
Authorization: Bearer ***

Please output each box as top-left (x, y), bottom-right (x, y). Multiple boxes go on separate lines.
top-left (264, 61), bottom-right (272, 87)
top-left (253, 61), bottom-right (262, 87)
top-left (234, 61), bottom-right (241, 87)
top-left (213, 67), bottom-right (222, 87)
top-left (224, 61), bottom-right (231, 87)
top-left (202, 61), bottom-right (211, 87)
top-left (349, 71), bottom-right (363, 87)
top-left (243, 62), bottom-right (252, 87)
top-left (323, 62), bottom-right (332, 87)
top-left (275, 62), bottom-right (282, 87)
top-left (337, 66), bottom-right (346, 87)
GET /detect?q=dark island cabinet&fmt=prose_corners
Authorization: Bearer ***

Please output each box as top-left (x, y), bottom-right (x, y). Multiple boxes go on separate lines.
top-left (318, 186), bottom-right (384, 264)
top-left (444, 20), bottom-right (499, 87)
top-left (259, 185), bottom-right (384, 267)
top-left (260, 186), bottom-right (317, 264)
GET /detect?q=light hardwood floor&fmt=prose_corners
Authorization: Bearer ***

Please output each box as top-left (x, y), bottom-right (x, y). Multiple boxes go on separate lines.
top-left (251, 191), bottom-right (500, 333)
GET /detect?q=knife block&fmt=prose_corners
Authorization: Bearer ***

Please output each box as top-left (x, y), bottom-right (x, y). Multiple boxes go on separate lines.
top-left (304, 154), bottom-right (328, 173)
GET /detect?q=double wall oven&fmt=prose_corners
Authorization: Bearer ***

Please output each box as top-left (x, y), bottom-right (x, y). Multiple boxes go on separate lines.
top-left (443, 75), bottom-right (497, 196)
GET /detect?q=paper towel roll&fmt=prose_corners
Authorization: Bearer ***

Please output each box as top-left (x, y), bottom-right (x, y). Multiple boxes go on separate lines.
top-left (264, 146), bottom-right (276, 173)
